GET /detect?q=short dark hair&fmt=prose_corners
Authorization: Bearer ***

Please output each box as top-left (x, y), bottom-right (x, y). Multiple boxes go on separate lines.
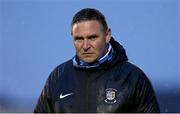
top-left (71, 8), bottom-right (108, 32)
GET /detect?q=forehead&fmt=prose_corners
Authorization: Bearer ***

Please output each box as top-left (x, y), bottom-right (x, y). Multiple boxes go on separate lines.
top-left (72, 20), bottom-right (103, 36)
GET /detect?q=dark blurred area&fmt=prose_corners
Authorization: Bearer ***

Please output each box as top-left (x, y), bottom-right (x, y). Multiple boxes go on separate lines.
top-left (157, 90), bottom-right (180, 112)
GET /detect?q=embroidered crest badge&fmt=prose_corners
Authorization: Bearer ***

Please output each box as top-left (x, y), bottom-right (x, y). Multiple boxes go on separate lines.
top-left (104, 88), bottom-right (117, 104)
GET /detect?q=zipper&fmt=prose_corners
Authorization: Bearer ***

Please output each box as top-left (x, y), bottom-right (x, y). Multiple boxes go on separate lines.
top-left (86, 75), bottom-right (89, 112)
top-left (86, 72), bottom-right (91, 112)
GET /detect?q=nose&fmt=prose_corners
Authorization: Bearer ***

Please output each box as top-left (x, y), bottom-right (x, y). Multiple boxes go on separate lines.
top-left (83, 39), bottom-right (90, 51)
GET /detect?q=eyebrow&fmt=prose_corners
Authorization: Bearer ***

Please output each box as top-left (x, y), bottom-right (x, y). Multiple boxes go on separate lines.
top-left (74, 36), bottom-right (84, 40)
top-left (87, 34), bottom-right (98, 39)
top-left (74, 34), bottom-right (98, 39)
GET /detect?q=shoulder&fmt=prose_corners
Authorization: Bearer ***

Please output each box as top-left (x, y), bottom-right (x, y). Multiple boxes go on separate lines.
top-left (38, 59), bottom-right (73, 98)
top-left (53, 59), bottom-right (73, 73)
top-left (124, 62), bottom-right (153, 87)
top-left (116, 61), bottom-right (145, 75)
top-left (119, 61), bottom-right (142, 71)
top-left (118, 62), bottom-right (154, 92)
top-left (116, 61), bottom-right (151, 82)
top-left (46, 59), bottom-right (73, 84)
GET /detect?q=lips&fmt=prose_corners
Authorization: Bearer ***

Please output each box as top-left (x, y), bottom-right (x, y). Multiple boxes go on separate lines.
top-left (82, 53), bottom-right (93, 55)
top-left (81, 53), bottom-right (94, 57)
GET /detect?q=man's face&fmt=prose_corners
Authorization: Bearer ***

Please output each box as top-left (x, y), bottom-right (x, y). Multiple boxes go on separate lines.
top-left (71, 20), bottom-right (111, 63)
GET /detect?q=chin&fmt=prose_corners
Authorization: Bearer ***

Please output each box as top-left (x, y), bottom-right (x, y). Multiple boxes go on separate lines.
top-left (83, 60), bottom-right (94, 64)
top-left (82, 58), bottom-right (95, 64)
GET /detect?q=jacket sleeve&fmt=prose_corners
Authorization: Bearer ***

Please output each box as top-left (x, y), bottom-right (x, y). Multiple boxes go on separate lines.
top-left (134, 69), bottom-right (160, 113)
top-left (34, 76), bottom-right (54, 113)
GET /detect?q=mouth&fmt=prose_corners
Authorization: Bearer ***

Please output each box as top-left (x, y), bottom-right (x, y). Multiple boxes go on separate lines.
top-left (81, 53), bottom-right (94, 57)
top-left (82, 52), bottom-right (95, 55)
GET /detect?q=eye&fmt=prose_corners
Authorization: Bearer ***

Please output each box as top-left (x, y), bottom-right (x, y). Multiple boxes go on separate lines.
top-left (88, 35), bottom-right (97, 41)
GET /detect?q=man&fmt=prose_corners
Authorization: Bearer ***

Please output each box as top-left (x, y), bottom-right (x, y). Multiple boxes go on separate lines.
top-left (34, 8), bottom-right (160, 113)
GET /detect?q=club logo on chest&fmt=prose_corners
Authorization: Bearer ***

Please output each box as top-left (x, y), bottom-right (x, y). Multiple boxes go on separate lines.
top-left (104, 88), bottom-right (117, 104)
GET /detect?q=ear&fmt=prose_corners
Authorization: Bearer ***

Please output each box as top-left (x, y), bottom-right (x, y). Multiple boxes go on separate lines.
top-left (105, 28), bottom-right (111, 43)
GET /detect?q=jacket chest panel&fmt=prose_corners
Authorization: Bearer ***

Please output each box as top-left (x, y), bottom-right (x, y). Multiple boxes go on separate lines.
top-left (53, 69), bottom-right (133, 112)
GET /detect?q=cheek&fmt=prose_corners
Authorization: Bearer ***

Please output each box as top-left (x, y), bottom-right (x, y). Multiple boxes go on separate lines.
top-left (93, 42), bottom-right (106, 54)
top-left (74, 42), bottom-right (82, 52)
